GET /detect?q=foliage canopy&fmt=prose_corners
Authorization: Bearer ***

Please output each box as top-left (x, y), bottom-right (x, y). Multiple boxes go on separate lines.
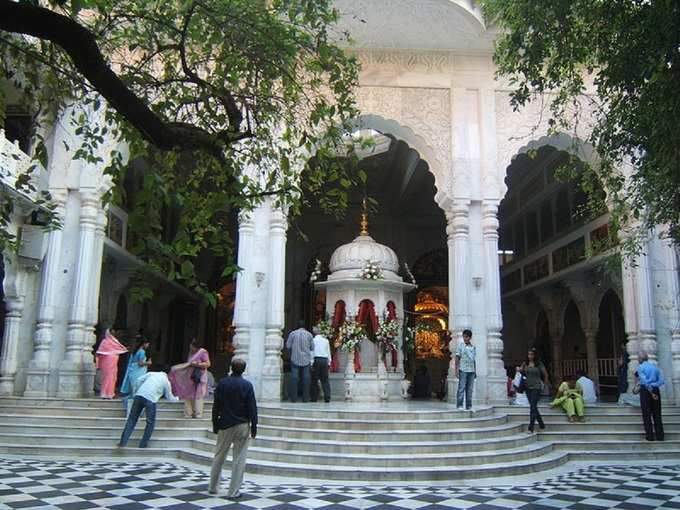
top-left (0, 0), bottom-right (361, 302)
top-left (481, 0), bottom-right (680, 251)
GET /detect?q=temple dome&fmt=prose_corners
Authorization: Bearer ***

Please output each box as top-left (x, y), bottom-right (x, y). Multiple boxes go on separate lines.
top-left (328, 234), bottom-right (400, 280)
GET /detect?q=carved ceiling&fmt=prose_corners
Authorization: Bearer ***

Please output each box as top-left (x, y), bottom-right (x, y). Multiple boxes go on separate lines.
top-left (333, 0), bottom-right (495, 54)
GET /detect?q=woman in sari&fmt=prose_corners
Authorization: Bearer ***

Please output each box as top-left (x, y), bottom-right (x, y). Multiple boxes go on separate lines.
top-left (120, 336), bottom-right (152, 413)
top-left (551, 374), bottom-right (586, 422)
top-left (169, 340), bottom-right (211, 418)
top-left (96, 329), bottom-right (128, 399)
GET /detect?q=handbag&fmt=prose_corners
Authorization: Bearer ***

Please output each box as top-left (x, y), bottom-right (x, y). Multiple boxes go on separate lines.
top-left (191, 366), bottom-right (202, 384)
top-left (517, 375), bottom-right (527, 394)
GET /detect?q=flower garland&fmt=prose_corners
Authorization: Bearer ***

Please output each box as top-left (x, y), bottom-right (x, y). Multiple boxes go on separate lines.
top-left (315, 316), bottom-right (335, 339)
top-left (402, 322), bottom-right (432, 353)
top-left (359, 259), bottom-right (382, 280)
top-left (338, 317), bottom-right (366, 352)
top-left (376, 313), bottom-right (400, 354)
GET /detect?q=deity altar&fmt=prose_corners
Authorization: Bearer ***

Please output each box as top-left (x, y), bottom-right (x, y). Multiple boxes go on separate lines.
top-left (315, 202), bottom-right (415, 401)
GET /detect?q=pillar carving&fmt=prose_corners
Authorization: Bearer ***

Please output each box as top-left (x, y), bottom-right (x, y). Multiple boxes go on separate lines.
top-left (445, 200), bottom-right (470, 402)
top-left (58, 191), bottom-right (100, 397)
top-left (662, 242), bottom-right (680, 404)
top-left (621, 243), bottom-right (658, 388)
top-left (482, 200), bottom-right (505, 402)
top-left (262, 206), bottom-right (288, 400)
top-left (232, 212), bottom-right (255, 365)
top-left (81, 209), bottom-right (108, 396)
top-left (0, 258), bottom-right (27, 395)
top-left (24, 192), bottom-right (67, 396)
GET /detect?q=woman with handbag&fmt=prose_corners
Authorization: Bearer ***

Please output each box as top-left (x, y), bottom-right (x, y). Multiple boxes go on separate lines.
top-left (169, 340), bottom-right (211, 418)
top-left (520, 348), bottom-right (549, 433)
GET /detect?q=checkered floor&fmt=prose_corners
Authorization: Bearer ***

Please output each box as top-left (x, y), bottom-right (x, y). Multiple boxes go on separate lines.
top-left (1, 458), bottom-right (680, 510)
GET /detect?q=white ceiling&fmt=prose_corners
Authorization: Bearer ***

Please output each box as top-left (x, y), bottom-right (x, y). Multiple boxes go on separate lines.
top-left (333, 0), bottom-right (496, 54)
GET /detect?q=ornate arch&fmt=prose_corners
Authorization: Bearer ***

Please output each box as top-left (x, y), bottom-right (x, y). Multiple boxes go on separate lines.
top-left (350, 114), bottom-right (448, 206)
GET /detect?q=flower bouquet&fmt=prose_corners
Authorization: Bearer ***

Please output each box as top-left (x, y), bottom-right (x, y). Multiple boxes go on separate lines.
top-left (376, 314), bottom-right (400, 354)
top-left (338, 317), bottom-right (366, 352)
top-left (358, 259), bottom-right (382, 280)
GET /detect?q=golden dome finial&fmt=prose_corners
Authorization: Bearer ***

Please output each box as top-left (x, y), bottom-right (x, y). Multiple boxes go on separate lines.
top-left (359, 196), bottom-right (369, 235)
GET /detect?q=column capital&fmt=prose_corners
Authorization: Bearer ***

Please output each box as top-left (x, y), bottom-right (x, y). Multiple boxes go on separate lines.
top-left (238, 211), bottom-right (255, 233)
top-left (445, 201), bottom-right (470, 239)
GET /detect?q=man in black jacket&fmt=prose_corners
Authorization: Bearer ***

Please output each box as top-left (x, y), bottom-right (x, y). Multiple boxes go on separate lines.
top-left (209, 358), bottom-right (258, 499)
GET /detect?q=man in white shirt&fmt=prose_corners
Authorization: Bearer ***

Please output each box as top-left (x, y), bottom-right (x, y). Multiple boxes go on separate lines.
top-left (576, 370), bottom-right (597, 404)
top-left (118, 371), bottom-right (178, 448)
top-left (310, 326), bottom-right (331, 403)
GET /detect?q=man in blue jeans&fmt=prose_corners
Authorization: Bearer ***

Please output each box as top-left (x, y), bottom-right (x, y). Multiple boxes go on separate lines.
top-left (455, 329), bottom-right (476, 410)
top-left (286, 321), bottom-right (313, 402)
top-left (118, 371), bottom-right (178, 448)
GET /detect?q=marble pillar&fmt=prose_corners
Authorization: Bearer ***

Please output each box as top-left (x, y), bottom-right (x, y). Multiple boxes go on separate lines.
top-left (661, 242), bottom-right (680, 404)
top-left (24, 194), bottom-right (67, 396)
top-left (446, 200), bottom-right (471, 403)
top-left (635, 249), bottom-right (658, 363)
top-left (482, 200), bottom-right (506, 402)
top-left (81, 209), bottom-right (108, 397)
top-left (232, 212), bottom-right (255, 365)
top-left (58, 191), bottom-right (100, 397)
top-left (0, 259), bottom-right (27, 396)
top-left (549, 322), bottom-right (564, 384)
top-left (584, 329), bottom-right (599, 384)
top-left (621, 261), bottom-right (640, 388)
top-left (261, 207), bottom-right (288, 400)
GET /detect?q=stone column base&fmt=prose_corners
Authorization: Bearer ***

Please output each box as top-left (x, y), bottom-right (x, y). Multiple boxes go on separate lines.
top-left (0, 376), bottom-right (16, 396)
top-left (23, 369), bottom-right (50, 397)
top-left (57, 369), bottom-right (84, 398)
top-left (486, 376), bottom-right (508, 404)
top-left (260, 374), bottom-right (282, 401)
top-left (446, 377), bottom-right (459, 404)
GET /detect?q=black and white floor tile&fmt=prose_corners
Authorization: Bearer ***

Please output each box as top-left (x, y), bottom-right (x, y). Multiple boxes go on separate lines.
top-left (1, 458), bottom-right (680, 509)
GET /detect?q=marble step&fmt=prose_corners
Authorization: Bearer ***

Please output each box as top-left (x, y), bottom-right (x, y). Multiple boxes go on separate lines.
top-left (242, 442), bottom-right (556, 468)
top-left (539, 430), bottom-right (680, 441)
top-left (247, 433), bottom-right (539, 454)
top-left (0, 404), bottom-right (507, 430)
top-left (0, 422), bottom-right (210, 439)
top-left (255, 421), bottom-right (525, 441)
top-left (0, 442), bottom-right (570, 481)
top-left (499, 405), bottom-right (680, 416)
top-left (0, 413), bottom-right (211, 429)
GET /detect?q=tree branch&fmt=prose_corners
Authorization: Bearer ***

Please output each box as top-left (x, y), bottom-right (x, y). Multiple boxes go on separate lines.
top-left (0, 0), bottom-right (250, 153)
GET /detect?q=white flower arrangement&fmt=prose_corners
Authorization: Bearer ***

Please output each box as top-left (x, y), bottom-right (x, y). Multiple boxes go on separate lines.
top-left (376, 313), bottom-right (400, 353)
top-left (309, 258), bottom-right (323, 283)
top-left (315, 316), bottom-right (335, 339)
top-left (359, 259), bottom-right (382, 280)
top-left (338, 317), bottom-right (366, 352)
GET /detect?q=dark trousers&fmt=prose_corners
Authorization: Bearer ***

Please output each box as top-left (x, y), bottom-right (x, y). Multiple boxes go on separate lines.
top-left (289, 363), bottom-right (310, 402)
top-left (119, 396), bottom-right (156, 448)
top-left (311, 357), bottom-right (331, 402)
top-left (640, 387), bottom-right (664, 440)
top-left (526, 388), bottom-right (544, 431)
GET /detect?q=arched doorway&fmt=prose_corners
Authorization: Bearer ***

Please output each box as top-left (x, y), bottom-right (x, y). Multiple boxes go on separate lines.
top-left (285, 123), bottom-right (447, 399)
top-left (498, 137), bottom-right (611, 388)
top-left (597, 289), bottom-right (625, 399)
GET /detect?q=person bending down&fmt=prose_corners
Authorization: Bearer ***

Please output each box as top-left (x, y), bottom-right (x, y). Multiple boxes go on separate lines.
top-left (118, 371), bottom-right (178, 448)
